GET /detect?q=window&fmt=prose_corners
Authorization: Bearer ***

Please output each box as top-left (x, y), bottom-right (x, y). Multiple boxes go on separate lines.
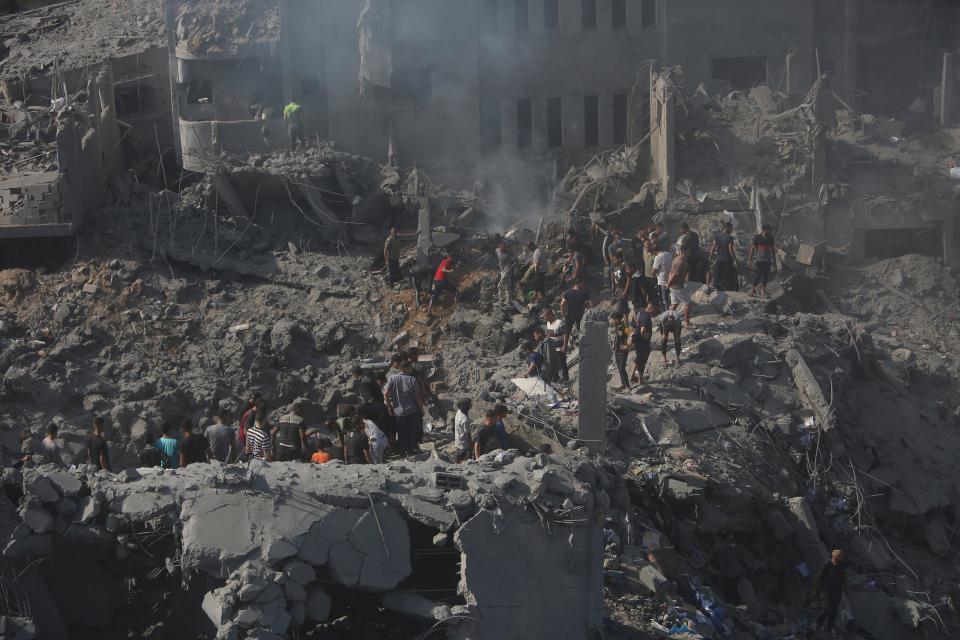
top-left (517, 98), bottom-right (532, 149)
top-left (391, 69), bottom-right (432, 101)
top-left (546, 97), bottom-right (562, 148)
top-left (514, 0), bottom-right (529, 33)
top-left (187, 79), bottom-right (213, 104)
top-left (641, 0), bottom-right (656, 28)
top-left (584, 95), bottom-right (599, 147)
top-left (613, 93), bottom-right (627, 145)
top-left (611, 0), bottom-right (626, 28)
top-left (483, 0), bottom-right (500, 34)
top-left (582, 0), bottom-right (596, 29)
top-left (711, 57), bottom-right (768, 90)
top-left (114, 83), bottom-right (154, 117)
top-left (544, 0), bottom-right (559, 30)
top-left (301, 78), bottom-right (321, 96)
top-left (482, 97), bottom-right (502, 153)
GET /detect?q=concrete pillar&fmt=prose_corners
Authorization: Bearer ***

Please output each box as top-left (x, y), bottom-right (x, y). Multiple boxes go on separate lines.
top-left (577, 309), bottom-right (609, 453)
top-left (417, 205), bottom-right (432, 266)
top-left (785, 52), bottom-right (796, 95)
top-left (941, 52), bottom-right (955, 127)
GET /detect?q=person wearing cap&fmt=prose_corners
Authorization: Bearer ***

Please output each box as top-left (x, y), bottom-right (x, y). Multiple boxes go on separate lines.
top-left (272, 408), bottom-right (306, 462)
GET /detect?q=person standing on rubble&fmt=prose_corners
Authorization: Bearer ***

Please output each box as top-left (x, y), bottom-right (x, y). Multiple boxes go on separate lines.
top-left (678, 222), bottom-right (703, 283)
top-left (205, 408), bottom-right (236, 463)
top-left (814, 549), bottom-right (847, 634)
top-left (564, 240), bottom-right (586, 285)
top-left (523, 241), bottom-right (548, 296)
top-left (748, 223), bottom-right (778, 297)
top-left (669, 246), bottom-right (695, 330)
top-left (473, 410), bottom-right (500, 459)
top-left (283, 100), bottom-right (307, 151)
top-left (384, 227), bottom-right (418, 285)
top-left (344, 415), bottom-right (372, 464)
top-left (560, 279), bottom-right (589, 336)
top-left (385, 360), bottom-right (425, 456)
top-left (427, 253), bottom-right (458, 316)
top-left (652, 243), bottom-right (674, 311)
top-left (83, 417), bottom-right (111, 471)
top-left (155, 422), bottom-right (180, 469)
top-left (631, 300), bottom-right (656, 385)
top-left (179, 420), bottom-right (209, 467)
top-left (273, 410), bottom-right (307, 462)
top-left (543, 308), bottom-right (570, 383)
top-left (709, 221), bottom-right (739, 291)
top-left (657, 308), bottom-right (683, 367)
top-left (453, 398), bottom-right (473, 463)
top-left (246, 413), bottom-right (273, 461)
top-left (237, 393), bottom-right (262, 455)
top-left (610, 311), bottom-right (633, 391)
top-left (40, 423), bottom-right (64, 467)
top-left (495, 235), bottom-right (514, 308)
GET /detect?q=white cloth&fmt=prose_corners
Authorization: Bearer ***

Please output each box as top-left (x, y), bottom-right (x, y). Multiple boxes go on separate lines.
top-left (454, 410), bottom-right (471, 450)
top-left (653, 251), bottom-right (674, 287)
top-left (363, 420), bottom-right (388, 463)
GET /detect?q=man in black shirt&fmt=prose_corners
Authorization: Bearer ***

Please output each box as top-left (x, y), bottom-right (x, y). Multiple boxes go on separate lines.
top-left (179, 420), bottom-right (209, 467)
top-left (473, 410), bottom-right (499, 459)
top-left (344, 416), bottom-right (371, 464)
top-left (631, 301), bottom-right (655, 384)
top-left (814, 549), bottom-right (847, 632)
top-left (273, 411), bottom-right (307, 462)
top-left (679, 222), bottom-right (702, 282)
top-left (86, 417), bottom-right (110, 471)
top-left (560, 279), bottom-right (589, 334)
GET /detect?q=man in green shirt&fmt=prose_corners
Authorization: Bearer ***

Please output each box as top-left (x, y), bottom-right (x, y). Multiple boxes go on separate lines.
top-left (283, 101), bottom-right (306, 151)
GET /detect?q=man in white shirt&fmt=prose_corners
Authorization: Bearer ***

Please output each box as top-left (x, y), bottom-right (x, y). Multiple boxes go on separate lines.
top-left (543, 308), bottom-right (569, 382)
top-left (652, 248), bottom-right (674, 311)
top-left (453, 397), bottom-right (473, 462)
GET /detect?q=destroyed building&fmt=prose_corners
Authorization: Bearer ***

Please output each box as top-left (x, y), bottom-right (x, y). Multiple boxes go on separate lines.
top-left (1, 0), bottom-right (960, 639)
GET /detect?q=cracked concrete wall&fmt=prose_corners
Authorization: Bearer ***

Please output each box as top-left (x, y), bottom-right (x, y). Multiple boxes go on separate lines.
top-left (2, 452), bottom-right (611, 639)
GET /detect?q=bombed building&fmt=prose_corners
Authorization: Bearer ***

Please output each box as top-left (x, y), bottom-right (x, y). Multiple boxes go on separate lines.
top-left (0, 1), bottom-right (960, 639)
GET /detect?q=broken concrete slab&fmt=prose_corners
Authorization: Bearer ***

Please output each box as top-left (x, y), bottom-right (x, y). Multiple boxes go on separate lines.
top-left (382, 591), bottom-right (450, 621)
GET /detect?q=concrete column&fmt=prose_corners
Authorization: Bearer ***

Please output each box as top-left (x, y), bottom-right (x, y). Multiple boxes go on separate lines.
top-left (577, 309), bottom-right (609, 453)
top-left (941, 52), bottom-right (955, 127)
top-left (785, 52), bottom-right (796, 95)
top-left (417, 206), bottom-right (432, 266)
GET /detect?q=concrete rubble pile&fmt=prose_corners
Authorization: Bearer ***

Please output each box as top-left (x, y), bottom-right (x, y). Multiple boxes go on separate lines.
top-left (0, 453), bottom-right (613, 639)
top-left (174, 0), bottom-right (280, 56)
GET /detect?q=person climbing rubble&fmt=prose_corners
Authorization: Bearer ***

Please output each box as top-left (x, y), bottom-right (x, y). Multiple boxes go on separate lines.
top-left (610, 310), bottom-right (633, 391)
top-left (657, 308), bottom-right (683, 367)
top-left (709, 221), bottom-right (740, 292)
top-left (427, 253), bottom-right (458, 316)
top-left (283, 100), bottom-right (307, 151)
top-left (814, 549), bottom-right (847, 635)
top-left (748, 223), bottom-right (778, 297)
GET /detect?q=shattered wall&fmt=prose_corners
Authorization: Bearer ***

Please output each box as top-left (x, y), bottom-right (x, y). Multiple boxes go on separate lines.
top-left (1, 455), bottom-right (610, 639)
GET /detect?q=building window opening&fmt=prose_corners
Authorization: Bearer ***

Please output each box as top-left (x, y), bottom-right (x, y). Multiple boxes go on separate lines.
top-left (544, 0), bottom-right (559, 30)
top-left (514, 0), bottom-right (529, 33)
top-left (611, 0), bottom-right (626, 28)
top-left (517, 98), bottom-right (533, 149)
top-left (711, 57), bottom-right (768, 90)
top-left (187, 79), bottom-right (213, 105)
top-left (584, 95), bottom-right (599, 147)
top-left (546, 97), bottom-right (562, 148)
top-left (115, 83), bottom-right (154, 117)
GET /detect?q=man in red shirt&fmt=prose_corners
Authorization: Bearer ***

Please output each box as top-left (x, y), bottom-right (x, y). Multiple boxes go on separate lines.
top-left (236, 393), bottom-right (262, 456)
top-left (427, 254), bottom-right (458, 315)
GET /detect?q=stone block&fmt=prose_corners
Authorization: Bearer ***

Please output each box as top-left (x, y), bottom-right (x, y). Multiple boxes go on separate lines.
top-left (304, 587), bottom-right (331, 621)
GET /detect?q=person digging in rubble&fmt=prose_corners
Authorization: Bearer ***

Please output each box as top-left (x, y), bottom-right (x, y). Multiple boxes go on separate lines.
top-left (657, 308), bottom-right (683, 367)
top-left (384, 227), bottom-right (418, 285)
top-left (560, 279), bottom-right (589, 336)
top-left (310, 438), bottom-right (335, 464)
top-left (531, 326), bottom-right (555, 382)
top-left (283, 100), bottom-right (307, 151)
top-left (543, 308), bottom-right (570, 383)
top-left (273, 410), bottom-right (307, 462)
top-left (155, 421), bottom-right (180, 469)
top-left (427, 253), bottom-right (458, 316)
top-left (40, 423), bottom-right (64, 467)
top-left (631, 300), bottom-right (656, 385)
top-left (385, 360), bottom-right (425, 456)
top-left (748, 223), bottom-right (778, 297)
top-left (709, 221), bottom-right (740, 292)
top-left (669, 246), bottom-right (695, 329)
top-left (205, 408), bottom-right (236, 463)
top-left (652, 242), bottom-right (674, 311)
top-left (814, 549), bottom-right (847, 635)
top-left (83, 416), bottom-right (111, 471)
top-left (522, 340), bottom-right (544, 378)
top-left (344, 415), bottom-right (372, 464)
top-left (246, 412), bottom-right (273, 461)
top-left (453, 397), bottom-right (474, 463)
top-left (179, 419), bottom-right (209, 467)
top-left (610, 311), bottom-right (633, 391)
top-left (495, 235), bottom-right (514, 308)
top-left (474, 410), bottom-right (501, 459)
